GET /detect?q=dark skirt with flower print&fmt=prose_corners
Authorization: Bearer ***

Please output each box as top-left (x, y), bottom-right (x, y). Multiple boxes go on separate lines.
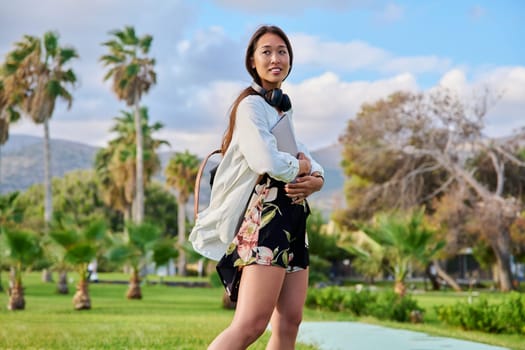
top-left (216, 175), bottom-right (310, 302)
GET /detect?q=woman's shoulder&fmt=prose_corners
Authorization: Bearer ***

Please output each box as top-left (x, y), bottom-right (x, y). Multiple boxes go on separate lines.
top-left (239, 93), bottom-right (266, 110)
top-left (237, 94), bottom-right (274, 123)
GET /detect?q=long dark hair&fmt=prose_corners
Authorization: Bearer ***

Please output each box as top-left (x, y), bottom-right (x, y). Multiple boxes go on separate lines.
top-left (220, 25), bottom-right (293, 154)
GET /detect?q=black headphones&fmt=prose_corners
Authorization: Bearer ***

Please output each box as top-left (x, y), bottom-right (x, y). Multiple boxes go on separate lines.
top-left (251, 81), bottom-right (292, 112)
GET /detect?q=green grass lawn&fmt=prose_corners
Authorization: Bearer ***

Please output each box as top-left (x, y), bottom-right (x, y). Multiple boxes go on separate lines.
top-left (0, 273), bottom-right (523, 350)
top-left (0, 272), bottom-right (318, 350)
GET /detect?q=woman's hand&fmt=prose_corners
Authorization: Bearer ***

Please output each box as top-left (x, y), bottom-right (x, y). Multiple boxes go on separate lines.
top-left (297, 152), bottom-right (311, 177)
top-left (285, 173), bottom-right (324, 204)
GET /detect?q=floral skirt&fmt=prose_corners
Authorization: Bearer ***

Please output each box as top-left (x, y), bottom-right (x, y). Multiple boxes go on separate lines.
top-left (216, 175), bottom-right (310, 302)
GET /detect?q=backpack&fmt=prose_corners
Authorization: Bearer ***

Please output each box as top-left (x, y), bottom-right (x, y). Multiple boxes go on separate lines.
top-left (193, 149), bottom-right (222, 220)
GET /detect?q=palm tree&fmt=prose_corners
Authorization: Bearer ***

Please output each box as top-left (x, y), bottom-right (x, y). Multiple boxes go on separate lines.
top-left (49, 220), bottom-right (107, 310)
top-left (3, 31), bottom-right (78, 225)
top-left (0, 75), bottom-right (22, 186)
top-left (165, 150), bottom-right (200, 276)
top-left (0, 192), bottom-right (23, 293)
top-left (95, 108), bottom-right (166, 224)
top-left (2, 229), bottom-right (43, 310)
top-left (100, 26), bottom-right (156, 224)
top-left (108, 221), bottom-right (176, 299)
top-left (340, 232), bottom-right (385, 284)
top-left (358, 207), bottom-right (445, 296)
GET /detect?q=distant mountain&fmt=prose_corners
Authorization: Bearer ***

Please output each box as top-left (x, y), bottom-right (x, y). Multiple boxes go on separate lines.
top-left (309, 143), bottom-right (346, 216)
top-left (1, 134), bottom-right (346, 216)
top-left (1, 135), bottom-right (100, 194)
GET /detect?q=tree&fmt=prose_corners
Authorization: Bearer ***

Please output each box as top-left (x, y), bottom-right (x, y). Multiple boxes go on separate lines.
top-left (338, 88), bottom-right (524, 291)
top-left (107, 221), bottom-right (175, 299)
top-left (144, 181), bottom-right (179, 237)
top-left (336, 92), bottom-right (448, 229)
top-left (339, 231), bottom-right (385, 284)
top-left (49, 220), bottom-right (108, 310)
top-left (95, 108), bottom-right (165, 224)
top-left (100, 26), bottom-right (156, 224)
top-left (0, 192), bottom-right (24, 292)
top-left (356, 208), bottom-right (445, 296)
top-left (2, 31), bottom-right (78, 225)
top-left (0, 74), bottom-right (22, 186)
top-left (470, 148), bottom-right (525, 269)
top-left (165, 150), bottom-right (200, 276)
top-left (2, 229), bottom-right (43, 310)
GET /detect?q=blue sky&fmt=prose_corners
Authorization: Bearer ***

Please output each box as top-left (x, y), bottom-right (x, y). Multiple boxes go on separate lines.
top-left (1, 0), bottom-right (524, 156)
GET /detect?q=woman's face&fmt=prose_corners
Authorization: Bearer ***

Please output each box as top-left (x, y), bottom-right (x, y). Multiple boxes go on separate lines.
top-left (251, 32), bottom-right (290, 90)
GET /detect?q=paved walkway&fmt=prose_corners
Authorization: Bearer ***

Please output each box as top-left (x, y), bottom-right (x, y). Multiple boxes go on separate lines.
top-left (297, 322), bottom-right (509, 350)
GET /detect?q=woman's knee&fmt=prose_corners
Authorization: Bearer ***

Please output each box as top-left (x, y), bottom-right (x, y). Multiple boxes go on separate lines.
top-left (231, 316), bottom-right (269, 341)
top-left (274, 312), bottom-right (303, 334)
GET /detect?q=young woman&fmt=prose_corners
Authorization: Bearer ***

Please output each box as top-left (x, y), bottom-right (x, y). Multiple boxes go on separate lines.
top-left (189, 25), bottom-right (324, 350)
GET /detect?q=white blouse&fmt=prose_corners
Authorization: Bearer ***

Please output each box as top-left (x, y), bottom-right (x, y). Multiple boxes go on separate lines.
top-left (189, 94), bottom-right (324, 261)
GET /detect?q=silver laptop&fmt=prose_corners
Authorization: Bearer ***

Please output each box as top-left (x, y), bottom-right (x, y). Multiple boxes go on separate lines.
top-left (270, 113), bottom-right (298, 156)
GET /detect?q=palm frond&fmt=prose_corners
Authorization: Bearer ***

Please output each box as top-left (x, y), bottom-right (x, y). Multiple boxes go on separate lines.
top-left (99, 53), bottom-right (125, 66)
top-left (139, 35), bottom-right (153, 53)
top-left (49, 229), bottom-right (79, 248)
top-left (64, 242), bottom-right (97, 265)
top-left (43, 31), bottom-right (59, 58)
top-left (58, 47), bottom-right (79, 64)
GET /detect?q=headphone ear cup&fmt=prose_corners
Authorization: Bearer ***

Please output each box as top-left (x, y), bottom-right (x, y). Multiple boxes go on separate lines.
top-left (280, 94), bottom-right (291, 111)
top-left (267, 88), bottom-right (282, 107)
top-left (267, 89), bottom-right (291, 111)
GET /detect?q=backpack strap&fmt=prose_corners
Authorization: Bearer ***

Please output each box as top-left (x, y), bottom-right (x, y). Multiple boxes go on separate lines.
top-left (194, 149), bottom-right (222, 220)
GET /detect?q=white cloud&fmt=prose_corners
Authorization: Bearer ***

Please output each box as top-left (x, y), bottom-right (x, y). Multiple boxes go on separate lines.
top-left (291, 34), bottom-right (451, 75)
top-left (285, 72), bottom-right (419, 149)
top-left (439, 69), bottom-right (469, 91)
top-left (10, 119), bottom-right (114, 148)
top-left (292, 35), bottom-right (387, 70)
top-left (381, 56), bottom-right (452, 74)
top-left (437, 67), bottom-right (525, 137)
top-left (477, 67), bottom-right (525, 136)
top-left (170, 26), bottom-right (245, 86)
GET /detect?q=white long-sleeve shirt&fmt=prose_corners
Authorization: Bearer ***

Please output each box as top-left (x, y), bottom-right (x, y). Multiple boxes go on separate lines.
top-left (189, 94), bottom-right (324, 261)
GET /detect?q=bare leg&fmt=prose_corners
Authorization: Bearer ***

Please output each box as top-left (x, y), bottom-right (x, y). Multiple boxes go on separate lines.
top-left (208, 265), bottom-right (286, 350)
top-left (266, 268), bottom-right (309, 350)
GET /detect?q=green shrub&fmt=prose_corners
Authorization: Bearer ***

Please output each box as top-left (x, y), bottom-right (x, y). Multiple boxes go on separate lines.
top-left (367, 291), bottom-right (422, 322)
top-left (306, 287), bottom-right (422, 323)
top-left (306, 286), bottom-right (347, 311)
top-left (343, 289), bottom-right (375, 316)
top-left (435, 292), bottom-right (525, 334)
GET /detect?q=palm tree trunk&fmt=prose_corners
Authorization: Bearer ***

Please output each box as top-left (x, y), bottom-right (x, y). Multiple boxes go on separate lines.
top-left (8, 280), bottom-right (25, 310)
top-left (177, 197), bottom-right (187, 276)
top-left (0, 145), bottom-right (3, 192)
top-left (43, 119), bottom-right (53, 224)
top-left (56, 271), bottom-right (69, 294)
top-left (73, 279), bottom-right (91, 310)
top-left (40, 121), bottom-right (52, 305)
top-left (134, 100), bottom-right (144, 224)
top-left (394, 280), bottom-right (406, 297)
top-left (127, 268), bottom-right (142, 299)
